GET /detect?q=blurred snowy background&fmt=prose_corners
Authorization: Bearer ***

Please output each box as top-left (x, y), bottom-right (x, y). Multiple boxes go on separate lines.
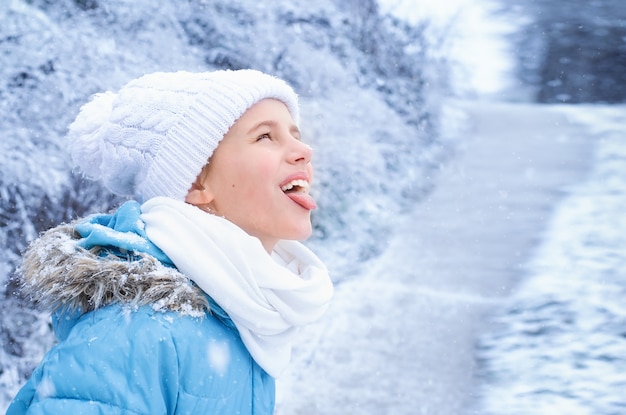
top-left (1, 0), bottom-right (625, 413)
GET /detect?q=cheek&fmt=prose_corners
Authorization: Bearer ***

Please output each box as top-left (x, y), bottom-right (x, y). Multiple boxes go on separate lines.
top-left (225, 154), bottom-right (276, 195)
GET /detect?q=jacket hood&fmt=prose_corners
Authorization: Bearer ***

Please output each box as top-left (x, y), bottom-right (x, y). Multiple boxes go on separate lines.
top-left (19, 221), bottom-right (209, 317)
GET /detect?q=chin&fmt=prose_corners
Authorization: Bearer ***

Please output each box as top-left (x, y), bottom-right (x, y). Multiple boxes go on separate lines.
top-left (288, 224), bottom-right (313, 242)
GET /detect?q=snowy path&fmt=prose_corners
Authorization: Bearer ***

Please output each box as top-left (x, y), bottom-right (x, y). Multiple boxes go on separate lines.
top-left (276, 100), bottom-right (595, 415)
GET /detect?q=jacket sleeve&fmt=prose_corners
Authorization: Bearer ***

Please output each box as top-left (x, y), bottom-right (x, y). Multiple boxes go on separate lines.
top-left (6, 306), bottom-right (181, 415)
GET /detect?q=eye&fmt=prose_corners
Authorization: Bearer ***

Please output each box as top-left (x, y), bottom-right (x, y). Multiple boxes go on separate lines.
top-left (256, 133), bottom-right (271, 142)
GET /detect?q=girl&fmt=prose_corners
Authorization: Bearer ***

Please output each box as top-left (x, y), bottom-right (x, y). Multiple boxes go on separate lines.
top-left (7, 69), bottom-right (333, 414)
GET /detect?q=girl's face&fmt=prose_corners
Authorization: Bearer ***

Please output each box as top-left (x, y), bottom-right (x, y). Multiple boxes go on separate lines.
top-left (186, 99), bottom-right (315, 252)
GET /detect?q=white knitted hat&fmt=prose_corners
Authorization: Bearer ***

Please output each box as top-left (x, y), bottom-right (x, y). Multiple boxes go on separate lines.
top-left (68, 69), bottom-right (300, 201)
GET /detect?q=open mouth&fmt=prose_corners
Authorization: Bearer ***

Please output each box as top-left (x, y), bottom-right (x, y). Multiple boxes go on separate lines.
top-left (281, 179), bottom-right (310, 194)
top-left (280, 178), bottom-right (316, 210)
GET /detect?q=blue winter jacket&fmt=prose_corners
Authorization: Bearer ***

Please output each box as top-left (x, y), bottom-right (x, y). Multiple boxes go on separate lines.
top-left (7, 202), bottom-right (275, 414)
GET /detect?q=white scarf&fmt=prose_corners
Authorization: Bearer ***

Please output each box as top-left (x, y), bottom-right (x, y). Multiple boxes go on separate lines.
top-left (140, 197), bottom-right (333, 378)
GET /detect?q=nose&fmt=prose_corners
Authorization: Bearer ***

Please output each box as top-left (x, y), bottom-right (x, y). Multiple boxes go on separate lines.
top-left (288, 137), bottom-right (313, 164)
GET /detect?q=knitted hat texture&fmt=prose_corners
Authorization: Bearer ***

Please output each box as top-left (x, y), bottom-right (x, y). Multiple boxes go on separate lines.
top-left (68, 69), bottom-right (300, 201)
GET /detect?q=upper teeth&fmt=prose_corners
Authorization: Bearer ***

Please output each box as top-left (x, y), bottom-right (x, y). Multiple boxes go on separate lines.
top-left (281, 179), bottom-right (309, 192)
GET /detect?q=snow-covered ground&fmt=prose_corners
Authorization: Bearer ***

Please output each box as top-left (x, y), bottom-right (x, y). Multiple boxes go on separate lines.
top-left (474, 105), bottom-right (626, 415)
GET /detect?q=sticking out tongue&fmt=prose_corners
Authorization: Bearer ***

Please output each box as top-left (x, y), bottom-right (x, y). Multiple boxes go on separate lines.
top-left (286, 192), bottom-right (317, 210)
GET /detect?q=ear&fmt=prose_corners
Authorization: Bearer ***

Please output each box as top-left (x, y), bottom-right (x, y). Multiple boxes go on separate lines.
top-left (185, 180), bottom-right (215, 206)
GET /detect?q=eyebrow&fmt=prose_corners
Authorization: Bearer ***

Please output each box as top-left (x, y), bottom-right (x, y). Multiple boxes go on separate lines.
top-left (247, 120), bottom-right (301, 137)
